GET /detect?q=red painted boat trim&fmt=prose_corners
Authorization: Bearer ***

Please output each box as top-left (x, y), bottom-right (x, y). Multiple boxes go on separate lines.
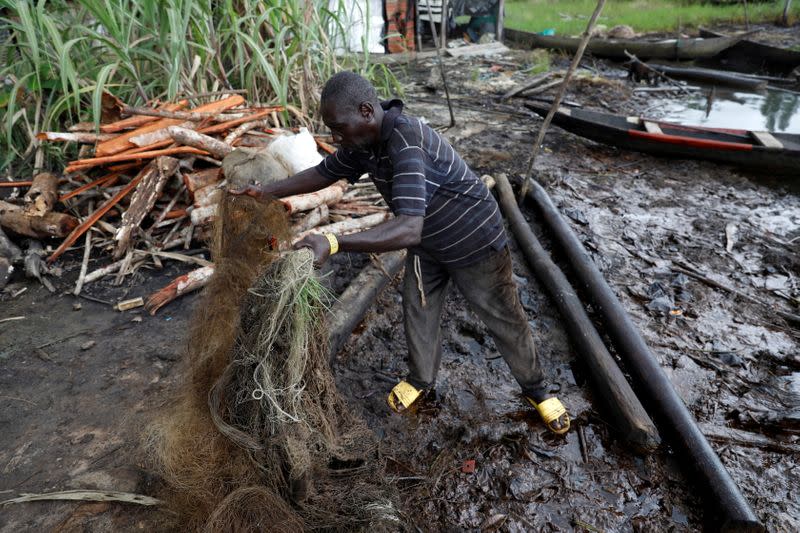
top-left (628, 129), bottom-right (754, 151)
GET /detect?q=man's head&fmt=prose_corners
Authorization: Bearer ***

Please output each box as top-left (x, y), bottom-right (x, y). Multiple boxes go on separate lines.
top-left (320, 71), bottom-right (383, 151)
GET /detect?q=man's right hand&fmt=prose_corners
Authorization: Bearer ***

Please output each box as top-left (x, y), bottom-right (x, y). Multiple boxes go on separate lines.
top-left (227, 184), bottom-right (269, 202)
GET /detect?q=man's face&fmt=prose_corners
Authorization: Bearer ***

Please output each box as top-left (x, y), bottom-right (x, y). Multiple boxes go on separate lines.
top-left (321, 99), bottom-right (376, 151)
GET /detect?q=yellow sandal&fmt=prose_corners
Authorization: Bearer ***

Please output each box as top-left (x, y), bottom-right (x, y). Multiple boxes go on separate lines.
top-left (527, 397), bottom-right (570, 435)
top-left (388, 381), bottom-right (424, 413)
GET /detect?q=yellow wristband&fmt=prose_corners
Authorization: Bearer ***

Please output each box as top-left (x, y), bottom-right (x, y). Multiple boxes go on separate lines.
top-left (324, 233), bottom-right (339, 255)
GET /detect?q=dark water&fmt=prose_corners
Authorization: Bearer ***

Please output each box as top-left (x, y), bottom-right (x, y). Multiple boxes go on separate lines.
top-left (653, 88), bottom-right (800, 133)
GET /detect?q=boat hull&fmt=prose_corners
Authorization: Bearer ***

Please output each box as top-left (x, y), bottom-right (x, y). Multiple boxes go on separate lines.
top-left (505, 29), bottom-right (740, 60)
top-left (526, 104), bottom-right (800, 175)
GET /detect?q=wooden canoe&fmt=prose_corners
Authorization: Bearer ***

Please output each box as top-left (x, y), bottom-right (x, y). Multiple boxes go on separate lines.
top-left (698, 28), bottom-right (800, 75)
top-left (525, 102), bottom-right (800, 175)
top-left (505, 28), bottom-right (741, 60)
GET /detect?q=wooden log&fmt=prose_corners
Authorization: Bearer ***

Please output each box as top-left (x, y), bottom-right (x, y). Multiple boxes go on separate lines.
top-left (293, 212), bottom-right (391, 242)
top-left (281, 180), bottom-right (347, 214)
top-left (291, 205), bottom-right (329, 235)
top-left (23, 172), bottom-right (59, 217)
top-left (115, 109), bottom-right (277, 157)
top-left (36, 132), bottom-right (117, 143)
top-left (0, 200), bottom-right (78, 239)
top-left (495, 173), bottom-right (660, 452)
top-left (120, 104), bottom-right (278, 123)
top-left (167, 126), bottom-right (233, 158)
top-left (144, 265), bottom-right (215, 315)
top-left (526, 179), bottom-right (763, 531)
top-left (328, 250), bottom-right (406, 362)
top-left (114, 156), bottom-right (180, 259)
top-left (224, 118), bottom-right (273, 145)
top-left (100, 101), bottom-right (188, 133)
top-left (645, 63), bottom-right (768, 91)
top-left (93, 95), bottom-right (244, 157)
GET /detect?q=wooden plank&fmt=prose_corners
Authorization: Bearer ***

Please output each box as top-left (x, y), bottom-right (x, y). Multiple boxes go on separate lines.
top-left (751, 130), bottom-right (783, 148)
top-left (643, 120), bottom-right (663, 134)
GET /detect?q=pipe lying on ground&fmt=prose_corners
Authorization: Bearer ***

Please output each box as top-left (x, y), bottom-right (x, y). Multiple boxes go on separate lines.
top-left (526, 179), bottom-right (763, 532)
top-left (328, 250), bottom-right (406, 363)
top-left (495, 174), bottom-right (660, 453)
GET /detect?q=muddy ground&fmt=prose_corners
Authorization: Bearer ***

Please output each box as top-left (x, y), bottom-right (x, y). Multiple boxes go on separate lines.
top-left (2, 24), bottom-right (799, 532)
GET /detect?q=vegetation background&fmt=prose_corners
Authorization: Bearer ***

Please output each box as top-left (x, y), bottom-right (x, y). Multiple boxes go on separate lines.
top-left (1, 0), bottom-right (798, 172)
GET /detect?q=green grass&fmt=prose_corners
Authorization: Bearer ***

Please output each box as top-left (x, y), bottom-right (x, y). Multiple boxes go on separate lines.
top-left (505, 0), bottom-right (800, 35)
top-left (0, 0), bottom-right (399, 172)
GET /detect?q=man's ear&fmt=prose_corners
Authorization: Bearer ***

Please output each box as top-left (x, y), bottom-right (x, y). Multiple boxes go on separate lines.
top-left (359, 102), bottom-right (374, 121)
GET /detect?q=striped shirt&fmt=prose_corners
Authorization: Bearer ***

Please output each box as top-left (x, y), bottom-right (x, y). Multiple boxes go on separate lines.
top-left (316, 99), bottom-right (507, 267)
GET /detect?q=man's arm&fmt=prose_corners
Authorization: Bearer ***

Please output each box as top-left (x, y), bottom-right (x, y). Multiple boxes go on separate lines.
top-left (294, 214), bottom-right (423, 265)
top-left (229, 166), bottom-right (334, 201)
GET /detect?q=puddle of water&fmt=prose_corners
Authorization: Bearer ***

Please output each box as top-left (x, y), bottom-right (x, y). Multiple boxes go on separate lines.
top-left (652, 88), bottom-right (800, 133)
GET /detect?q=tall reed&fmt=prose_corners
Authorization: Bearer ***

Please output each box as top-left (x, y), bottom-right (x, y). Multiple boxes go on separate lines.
top-left (0, 0), bottom-right (400, 170)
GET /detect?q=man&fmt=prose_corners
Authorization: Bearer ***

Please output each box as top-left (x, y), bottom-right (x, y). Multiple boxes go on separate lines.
top-left (231, 71), bottom-right (569, 434)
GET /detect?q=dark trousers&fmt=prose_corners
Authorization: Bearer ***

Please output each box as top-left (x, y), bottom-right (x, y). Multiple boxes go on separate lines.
top-left (402, 247), bottom-right (546, 397)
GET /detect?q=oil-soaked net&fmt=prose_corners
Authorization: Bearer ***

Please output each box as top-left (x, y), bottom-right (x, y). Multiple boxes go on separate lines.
top-left (146, 194), bottom-right (395, 531)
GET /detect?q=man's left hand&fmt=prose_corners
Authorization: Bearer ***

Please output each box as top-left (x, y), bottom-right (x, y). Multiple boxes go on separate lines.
top-left (293, 234), bottom-right (331, 266)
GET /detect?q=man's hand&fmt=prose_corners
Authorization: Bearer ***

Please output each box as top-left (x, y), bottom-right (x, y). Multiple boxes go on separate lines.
top-left (293, 234), bottom-right (331, 266)
top-left (227, 183), bottom-right (269, 202)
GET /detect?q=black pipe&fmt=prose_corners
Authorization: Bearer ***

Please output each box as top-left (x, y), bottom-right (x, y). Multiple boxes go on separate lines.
top-left (527, 179), bottom-right (763, 532)
top-left (495, 174), bottom-right (660, 453)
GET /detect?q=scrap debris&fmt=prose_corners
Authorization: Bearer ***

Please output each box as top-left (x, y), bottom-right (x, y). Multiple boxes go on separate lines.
top-left (0, 94), bottom-right (390, 310)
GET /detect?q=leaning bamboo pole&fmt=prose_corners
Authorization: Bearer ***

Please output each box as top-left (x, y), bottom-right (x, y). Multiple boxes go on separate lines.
top-left (520, 0), bottom-right (606, 201)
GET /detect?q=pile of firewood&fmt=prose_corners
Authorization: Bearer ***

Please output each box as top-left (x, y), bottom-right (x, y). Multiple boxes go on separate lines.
top-left (0, 93), bottom-right (389, 312)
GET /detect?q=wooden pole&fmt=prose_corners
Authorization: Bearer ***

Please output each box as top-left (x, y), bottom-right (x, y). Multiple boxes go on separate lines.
top-left (520, 0), bottom-right (606, 201)
top-left (495, 174), bottom-right (660, 452)
top-left (422, 0), bottom-right (456, 127)
top-left (440, 0), bottom-right (447, 50)
top-left (328, 250), bottom-right (406, 363)
top-left (496, 0), bottom-right (505, 42)
top-left (526, 180), bottom-right (763, 531)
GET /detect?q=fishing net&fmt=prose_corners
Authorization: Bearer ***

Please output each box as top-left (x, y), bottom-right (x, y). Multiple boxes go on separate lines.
top-left (146, 194), bottom-right (395, 531)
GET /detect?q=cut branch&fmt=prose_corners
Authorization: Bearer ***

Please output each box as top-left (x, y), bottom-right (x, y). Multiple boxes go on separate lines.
top-left (167, 126), bottom-right (233, 158)
top-left (114, 156), bottom-right (180, 259)
top-left (93, 95), bottom-right (244, 157)
top-left (0, 200), bottom-right (78, 239)
top-left (48, 162), bottom-right (154, 263)
top-left (281, 180), bottom-right (347, 214)
top-left (23, 172), bottom-right (59, 216)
